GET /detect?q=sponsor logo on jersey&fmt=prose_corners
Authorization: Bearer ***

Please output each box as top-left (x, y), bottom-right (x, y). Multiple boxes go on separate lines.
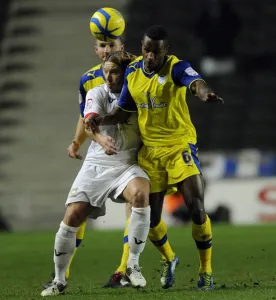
top-left (137, 92), bottom-right (167, 110)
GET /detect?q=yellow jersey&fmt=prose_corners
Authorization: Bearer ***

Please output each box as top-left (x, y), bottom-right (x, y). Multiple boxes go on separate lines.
top-left (118, 55), bottom-right (203, 147)
top-left (79, 64), bottom-right (105, 117)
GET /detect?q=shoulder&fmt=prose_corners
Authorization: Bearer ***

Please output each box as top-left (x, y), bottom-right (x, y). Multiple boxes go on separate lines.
top-left (126, 56), bottom-right (143, 76)
top-left (167, 55), bottom-right (181, 64)
top-left (128, 56), bottom-right (143, 68)
top-left (80, 64), bottom-right (103, 83)
top-left (86, 84), bottom-right (107, 99)
top-left (170, 57), bottom-right (198, 75)
top-left (83, 64), bottom-right (102, 77)
top-left (165, 55), bottom-right (189, 67)
top-left (168, 56), bottom-right (192, 70)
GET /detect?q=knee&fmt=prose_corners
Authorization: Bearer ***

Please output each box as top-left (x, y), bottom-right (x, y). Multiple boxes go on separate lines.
top-left (64, 202), bottom-right (88, 227)
top-left (131, 188), bottom-right (149, 208)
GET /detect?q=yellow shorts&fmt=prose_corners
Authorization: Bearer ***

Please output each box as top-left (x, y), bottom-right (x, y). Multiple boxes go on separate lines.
top-left (138, 143), bottom-right (202, 193)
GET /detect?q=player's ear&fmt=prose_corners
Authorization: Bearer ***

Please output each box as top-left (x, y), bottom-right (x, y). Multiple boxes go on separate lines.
top-left (120, 44), bottom-right (125, 51)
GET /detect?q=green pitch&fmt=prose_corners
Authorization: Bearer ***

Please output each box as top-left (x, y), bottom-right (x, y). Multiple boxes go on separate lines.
top-left (1, 224), bottom-right (276, 300)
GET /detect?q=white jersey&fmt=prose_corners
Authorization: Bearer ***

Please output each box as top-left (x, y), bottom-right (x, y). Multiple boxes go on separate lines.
top-left (68, 83), bottom-right (149, 219)
top-left (83, 84), bottom-right (140, 166)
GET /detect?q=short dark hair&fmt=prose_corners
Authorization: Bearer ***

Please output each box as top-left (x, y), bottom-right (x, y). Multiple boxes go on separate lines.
top-left (143, 25), bottom-right (169, 44)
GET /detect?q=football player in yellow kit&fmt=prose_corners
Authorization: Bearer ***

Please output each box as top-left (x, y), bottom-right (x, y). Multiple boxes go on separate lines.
top-left (86, 25), bottom-right (223, 290)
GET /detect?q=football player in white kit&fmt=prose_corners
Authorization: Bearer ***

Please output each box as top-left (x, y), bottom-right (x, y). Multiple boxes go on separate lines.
top-left (41, 52), bottom-right (150, 297)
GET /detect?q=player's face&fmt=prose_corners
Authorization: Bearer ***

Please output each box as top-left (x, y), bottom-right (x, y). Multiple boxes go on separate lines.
top-left (94, 40), bottom-right (124, 62)
top-left (103, 61), bottom-right (124, 93)
top-left (142, 36), bottom-right (168, 73)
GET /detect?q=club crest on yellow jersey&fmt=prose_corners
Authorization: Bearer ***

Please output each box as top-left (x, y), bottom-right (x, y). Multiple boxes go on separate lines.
top-left (157, 75), bottom-right (167, 84)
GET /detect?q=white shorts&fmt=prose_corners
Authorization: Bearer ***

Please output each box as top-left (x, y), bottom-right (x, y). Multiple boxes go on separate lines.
top-left (66, 162), bottom-right (149, 219)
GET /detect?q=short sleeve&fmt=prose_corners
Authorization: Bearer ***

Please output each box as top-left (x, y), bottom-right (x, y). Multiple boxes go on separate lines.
top-left (172, 60), bottom-right (203, 88)
top-left (79, 76), bottom-right (87, 117)
top-left (83, 89), bottom-right (103, 119)
top-left (117, 70), bottom-right (137, 112)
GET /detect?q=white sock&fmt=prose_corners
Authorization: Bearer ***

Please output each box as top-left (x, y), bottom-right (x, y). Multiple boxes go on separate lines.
top-left (127, 206), bottom-right (150, 268)
top-left (53, 221), bottom-right (78, 285)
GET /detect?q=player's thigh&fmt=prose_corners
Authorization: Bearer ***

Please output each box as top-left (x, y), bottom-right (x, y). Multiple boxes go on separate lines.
top-left (167, 143), bottom-right (202, 185)
top-left (112, 165), bottom-right (149, 203)
top-left (67, 163), bottom-right (99, 200)
top-left (138, 145), bottom-right (167, 193)
top-left (68, 163), bottom-right (123, 207)
top-left (122, 177), bottom-right (150, 207)
top-left (177, 174), bottom-right (205, 209)
top-left (63, 202), bottom-right (91, 227)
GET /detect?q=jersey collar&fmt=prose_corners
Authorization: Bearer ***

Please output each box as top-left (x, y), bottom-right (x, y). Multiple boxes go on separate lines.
top-left (104, 84), bottom-right (121, 100)
top-left (141, 56), bottom-right (168, 78)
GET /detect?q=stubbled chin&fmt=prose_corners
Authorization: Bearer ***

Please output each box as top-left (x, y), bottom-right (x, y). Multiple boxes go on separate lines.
top-left (145, 65), bottom-right (154, 73)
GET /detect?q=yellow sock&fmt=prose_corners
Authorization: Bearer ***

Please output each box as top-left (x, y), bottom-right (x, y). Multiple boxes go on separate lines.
top-left (116, 218), bottom-right (130, 274)
top-left (192, 214), bottom-right (212, 274)
top-left (65, 220), bottom-right (87, 279)
top-left (148, 219), bottom-right (175, 262)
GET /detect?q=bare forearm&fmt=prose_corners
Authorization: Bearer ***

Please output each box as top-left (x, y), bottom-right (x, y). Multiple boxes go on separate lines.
top-left (101, 107), bottom-right (130, 125)
top-left (190, 79), bottom-right (223, 104)
top-left (85, 126), bottom-right (102, 143)
top-left (191, 80), bottom-right (212, 101)
top-left (85, 125), bottom-right (117, 155)
top-left (73, 115), bottom-right (88, 145)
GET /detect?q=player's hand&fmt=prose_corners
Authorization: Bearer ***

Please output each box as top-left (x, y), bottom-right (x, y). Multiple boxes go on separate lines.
top-left (67, 141), bottom-right (82, 160)
top-left (84, 115), bottom-right (102, 131)
top-left (204, 93), bottom-right (224, 104)
top-left (98, 135), bottom-right (117, 155)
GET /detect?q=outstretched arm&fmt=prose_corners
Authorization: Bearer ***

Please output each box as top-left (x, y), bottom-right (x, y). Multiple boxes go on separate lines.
top-left (190, 80), bottom-right (224, 104)
top-left (172, 60), bottom-right (223, 104)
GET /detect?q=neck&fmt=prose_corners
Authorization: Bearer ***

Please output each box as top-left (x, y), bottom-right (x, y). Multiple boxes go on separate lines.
top-left (144, 57), bottom-right (166, 74)
top-left (109, 85), bottom-right (122, 94)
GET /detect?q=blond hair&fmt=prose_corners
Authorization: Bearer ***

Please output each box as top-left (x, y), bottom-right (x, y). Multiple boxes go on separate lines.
top-left (104, 51), bottom-right (136, 72)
